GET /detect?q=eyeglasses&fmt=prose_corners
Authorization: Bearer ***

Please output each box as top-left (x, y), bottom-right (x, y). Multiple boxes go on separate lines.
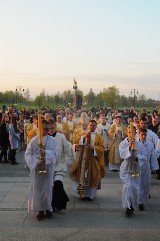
top-left (42, 127), bottom-right (50, 131)
top-left (50, 127), bottom-right (55, 129)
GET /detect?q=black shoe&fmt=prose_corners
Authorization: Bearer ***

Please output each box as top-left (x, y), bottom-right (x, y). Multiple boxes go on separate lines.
top-left (125, 208), bottom-right (133, 217)
top-left (46, 210), bottom-right (52, 218)
top-left (36, 211), bottom-right (45, 221)
top-left (3, 160), bottom-right (10, 163)
top-left (11, 161), bottom-right (19, 165)
top-left (52, 207), bottom-right (63, 212)
top-left (131, 206), bottom-right (134, 213)
top-left (139, 204), bottom-right (144, 211)
top-left (82, 197), bottom-right (93, 201)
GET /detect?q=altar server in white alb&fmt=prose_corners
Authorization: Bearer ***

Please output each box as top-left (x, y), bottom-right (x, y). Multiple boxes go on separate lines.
top-left (119, 124), bottom-right (146, 217)
top-left (48, 118), bottom-right (72, 211)
top-left (25, 119), bottom-right (58, 221)
top-left (136, 116), bottom-right (160, 180)
top-left (137, 127), bottom-right (159, 211)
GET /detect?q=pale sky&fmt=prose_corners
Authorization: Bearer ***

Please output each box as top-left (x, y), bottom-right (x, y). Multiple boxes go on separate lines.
top-left (0, 0), bottom-right (160, 99)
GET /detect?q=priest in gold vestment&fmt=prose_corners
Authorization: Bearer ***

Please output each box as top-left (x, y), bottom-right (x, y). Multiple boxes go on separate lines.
top-left (70, 120), bottom-right (105, 200)
top-left (108, 115), bottom-right (127, 171)
top-left (56, 115), bottom-right (70, 141)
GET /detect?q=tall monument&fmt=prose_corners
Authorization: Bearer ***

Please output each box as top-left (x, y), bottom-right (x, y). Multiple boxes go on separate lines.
top-left (73, 78), bottom-right (78, 108)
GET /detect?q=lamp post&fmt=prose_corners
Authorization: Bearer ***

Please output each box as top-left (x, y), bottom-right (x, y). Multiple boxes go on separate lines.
top-left (73, 78), bottom-right (78, 108)
top-left (130, 89), bottom-right (138, 107)
top-left (15, 86), bottom-right (24, 111)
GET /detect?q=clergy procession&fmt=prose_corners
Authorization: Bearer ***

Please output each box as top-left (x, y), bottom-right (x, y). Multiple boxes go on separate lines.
top-left (0, 105), bottom-right (160, 221)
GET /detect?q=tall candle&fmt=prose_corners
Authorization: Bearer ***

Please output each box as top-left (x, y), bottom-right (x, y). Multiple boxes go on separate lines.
top-left (130, 122), bottom-right (135, 150)
top-left (38, 114), bottom-right (42, 145)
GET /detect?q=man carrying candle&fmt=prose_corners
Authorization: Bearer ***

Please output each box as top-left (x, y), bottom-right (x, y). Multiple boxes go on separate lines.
top-left (119, 124), bottom-right (146, 217)
top-left (25, 119), bottom-right (58, 221)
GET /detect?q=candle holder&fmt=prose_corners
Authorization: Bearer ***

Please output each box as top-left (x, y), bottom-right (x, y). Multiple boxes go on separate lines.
top-left (130, 122), bottom-right (139, 177)
top-left (38, 143), bottom-right (47, 174)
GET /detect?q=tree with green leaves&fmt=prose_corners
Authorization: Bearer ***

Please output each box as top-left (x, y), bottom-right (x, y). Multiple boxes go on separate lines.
top-left (86, 88), bottom-right (96, 106)
top-left (103, 86), bottom-right (120, 108)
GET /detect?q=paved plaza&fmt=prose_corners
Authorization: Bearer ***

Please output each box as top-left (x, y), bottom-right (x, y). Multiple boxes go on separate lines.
top-left (0, 151), bottom-right (160, 241)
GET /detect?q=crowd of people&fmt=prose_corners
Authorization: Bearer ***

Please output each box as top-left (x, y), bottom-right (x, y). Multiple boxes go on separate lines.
top-left (0, 104), bottom-right (160, 219)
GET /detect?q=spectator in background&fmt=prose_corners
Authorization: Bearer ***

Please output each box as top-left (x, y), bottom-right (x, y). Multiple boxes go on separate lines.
top-left (0, 115), bottom-right (10, 163)
top-left (8, 116), bottom-right (20, 165)
top-left (2, 105), bottom-right (6, 113)
top-left (17, 115), bottom-right (25, 151)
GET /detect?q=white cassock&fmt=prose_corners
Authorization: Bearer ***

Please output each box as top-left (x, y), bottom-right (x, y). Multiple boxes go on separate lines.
top-left (96, 122), bottom-right (111, 151)
top-left (119, 138), bottom-right (147, 209)
top-left (135, 129), bottom-right (160, 158)
top-left (25, 135), bottom-right (58, 212)
top-left (68, 121), bottom-right (74, 143)
top-left (72, 117), bottom-right (80, 124)
top-left (138, 140), bottom-right (159, 205)
top-left (53, 132), bottom-right (73, 181)
top-left (146, 129), bottom-right (160, 158)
